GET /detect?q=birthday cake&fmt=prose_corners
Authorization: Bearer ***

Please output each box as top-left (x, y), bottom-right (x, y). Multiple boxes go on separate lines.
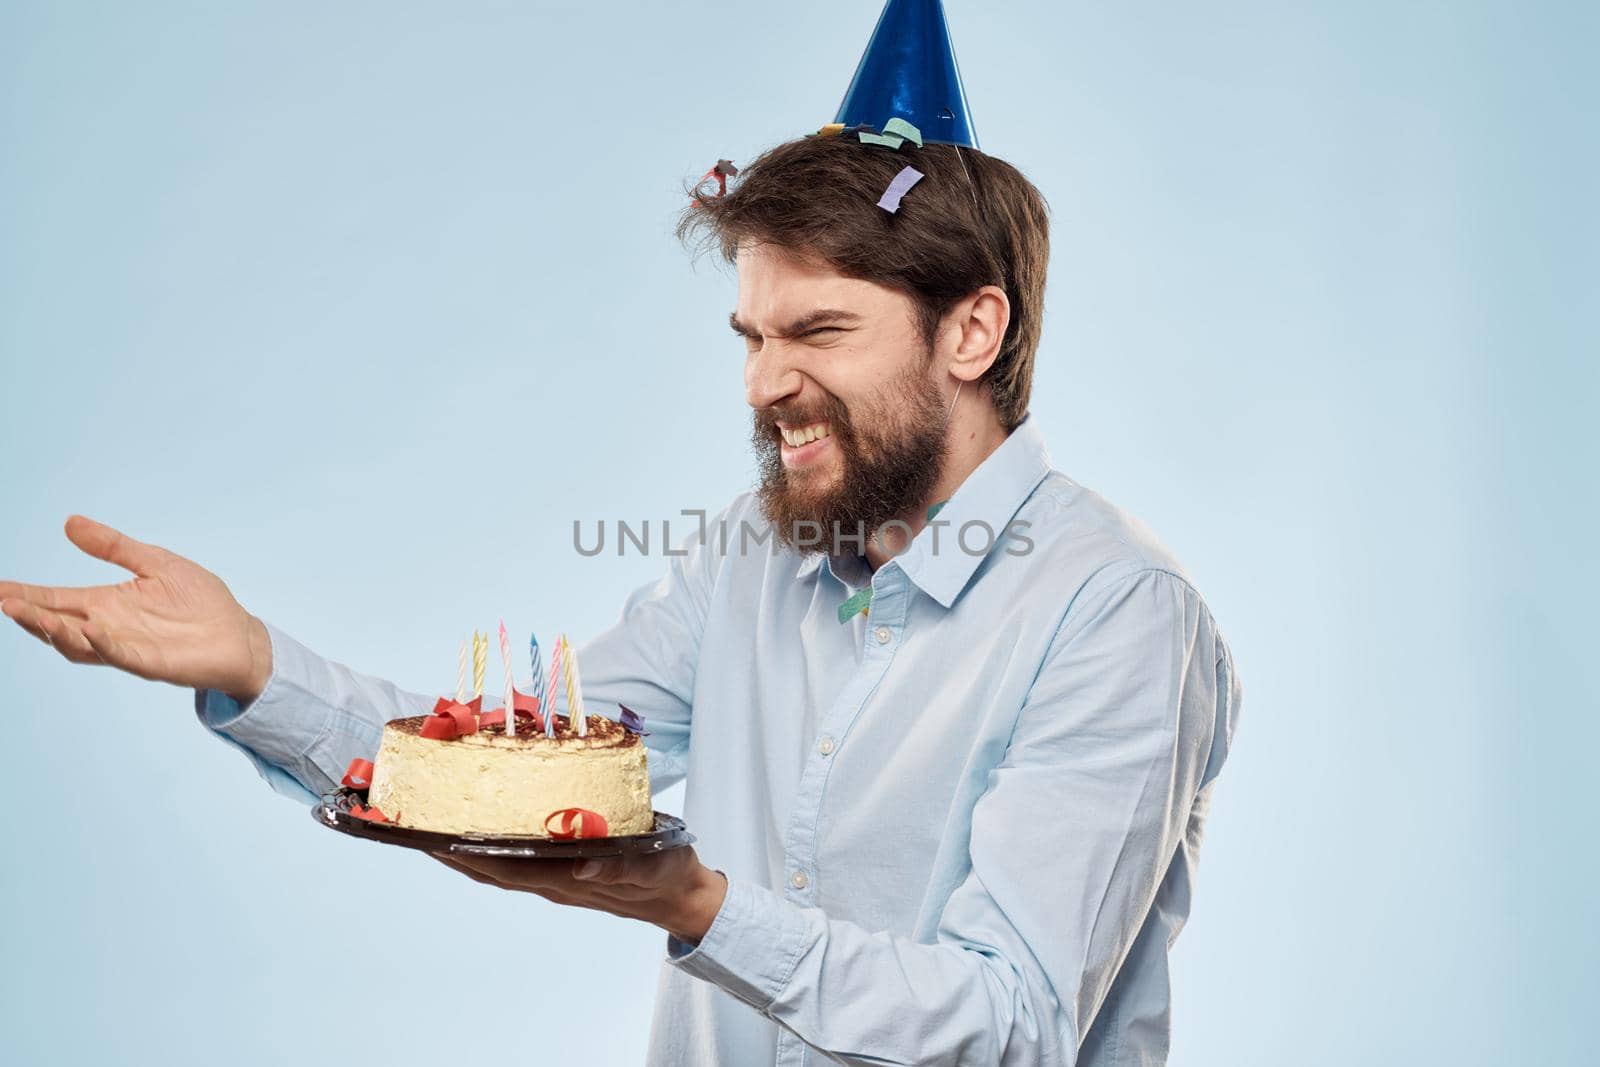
top-left (348, 630), bottom-right (653, 838)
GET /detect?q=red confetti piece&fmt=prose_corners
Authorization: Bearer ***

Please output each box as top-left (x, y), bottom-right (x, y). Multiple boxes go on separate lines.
top-left (342, 758), bottom-right (375, 789)
top-left (689, 158), bottom-right (738, 207)
top-left (544, 808), bottom-right (609, 839)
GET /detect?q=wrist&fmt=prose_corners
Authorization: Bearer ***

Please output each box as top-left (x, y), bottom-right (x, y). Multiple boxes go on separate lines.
top-left (667, 864), bottom-right (729, 945)
top-left (226, 614), bottom-right (273, 705)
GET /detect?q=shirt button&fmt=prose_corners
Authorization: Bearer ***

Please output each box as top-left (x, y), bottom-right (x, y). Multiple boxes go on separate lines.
top-left (874, 626), bottom-right (892, 645)
top-left (817, 736), bottom-right (835, 756)
top-left (790, 870), bottom-right (809, 890)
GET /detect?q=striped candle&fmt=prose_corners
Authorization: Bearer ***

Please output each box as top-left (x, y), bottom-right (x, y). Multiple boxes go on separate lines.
top-left (562, 634), bottom-right (581, 737)
top-left (497, 621), bottom-right (516, 738)
top-left (544, 635), bottom-right (566, 737)
top-left (568, 641), bottom-right (587, 737)
top-left (472, 631), bottom-right (487, 700)
top-left (455, 637), bottom-right (468, 704)
top-left (529, 632), bottom-right (545, 728)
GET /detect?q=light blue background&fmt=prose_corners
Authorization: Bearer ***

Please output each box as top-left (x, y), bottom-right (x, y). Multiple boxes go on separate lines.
top-left (2, 2), bottom-right (1593, 1063)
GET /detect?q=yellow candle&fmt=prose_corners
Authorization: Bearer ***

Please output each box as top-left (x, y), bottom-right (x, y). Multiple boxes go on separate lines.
top-left (568, 642), bottom-right (587, 737)
top-left (562, 633), bottom-right (579, 733)
top-left (472, 631), bottom-right (487, 698)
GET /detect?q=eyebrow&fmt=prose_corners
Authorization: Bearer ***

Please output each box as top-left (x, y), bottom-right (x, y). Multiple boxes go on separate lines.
top-left (728, 308), bottom-right (863, 340)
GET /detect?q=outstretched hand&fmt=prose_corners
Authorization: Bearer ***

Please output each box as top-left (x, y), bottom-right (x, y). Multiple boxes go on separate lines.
top-left (430, 845), bottom-right (729, 946)
top-left (0, 515), bottom-right (272, 701)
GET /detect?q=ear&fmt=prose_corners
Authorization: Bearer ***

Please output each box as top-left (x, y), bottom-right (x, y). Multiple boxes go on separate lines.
top-left (942, 285), bottom-right (1010, 385)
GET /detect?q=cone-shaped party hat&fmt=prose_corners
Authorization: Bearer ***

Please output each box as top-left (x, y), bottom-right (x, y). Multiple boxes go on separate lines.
top-left (832, 0), bottom-right (979, 148)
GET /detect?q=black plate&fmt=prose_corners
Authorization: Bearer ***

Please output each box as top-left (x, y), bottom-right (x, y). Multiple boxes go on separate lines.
top-left (311, 788), bottom-right (695, 858)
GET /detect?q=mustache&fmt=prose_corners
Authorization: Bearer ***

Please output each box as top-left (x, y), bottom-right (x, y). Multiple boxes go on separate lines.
top-left (751, 395), bottom-right (852, 436)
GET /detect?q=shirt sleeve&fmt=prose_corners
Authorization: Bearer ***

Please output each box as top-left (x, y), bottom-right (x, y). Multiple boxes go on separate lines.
top-left (193, 621), bottom-right (435, 804)
top-left (665, 566), bottom-right (1242, 1066)
top-left (192, 499), bottom-right (734, 805)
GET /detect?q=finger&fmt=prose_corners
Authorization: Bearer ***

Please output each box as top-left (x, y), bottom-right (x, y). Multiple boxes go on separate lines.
top-left (78, 620), bottom-right (159, 679)
top-left (571, 852), bottom-right (674, 887)
top-left (1, 598), bottom-right (53, 647)
top-left (2, 600), bottom-right (106, 665)
top-left (63, 515), bottom-right (177, 578)
top-left (429, 853), bottom-right (570, 897)
top-left (430, 853), bottom-right (500, 887)
top-left (507, 855), bottom-right (656, 903)
top-left (430, 852), bottom-right (521, 890)
top-left (0, 580), bottom-right (93, 617)
top-left (572, 857), bottom-right (624, 884)
top-left (439, 853), bottom-right (582, 891)
top-left (428, 854), bottom-right (632, 913)
top-left (34, 607), bottom-right (107, 665)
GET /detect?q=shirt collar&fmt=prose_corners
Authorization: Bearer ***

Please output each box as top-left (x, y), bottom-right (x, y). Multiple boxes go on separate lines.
top-left (794, 412), bottom-right (1052, 607)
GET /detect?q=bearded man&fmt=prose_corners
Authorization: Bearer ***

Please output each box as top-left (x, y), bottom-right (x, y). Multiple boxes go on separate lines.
top-left (0, 8), bottom-right (1241, 1065)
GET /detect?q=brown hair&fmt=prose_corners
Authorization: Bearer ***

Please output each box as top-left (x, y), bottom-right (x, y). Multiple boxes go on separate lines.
top-left (675, 135), bottom-right (1051, 431)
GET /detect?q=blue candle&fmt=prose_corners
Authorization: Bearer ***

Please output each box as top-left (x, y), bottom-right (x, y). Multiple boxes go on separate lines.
top-left (530, 632), bottom-right (553, 737)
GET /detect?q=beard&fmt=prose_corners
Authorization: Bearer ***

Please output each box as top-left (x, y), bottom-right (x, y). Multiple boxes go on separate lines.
top-left (750, 355), bottom-right (951, 556)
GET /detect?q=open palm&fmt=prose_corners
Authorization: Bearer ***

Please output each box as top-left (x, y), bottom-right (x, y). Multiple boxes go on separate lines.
top-left (0, 515), bottom-right (270, 700)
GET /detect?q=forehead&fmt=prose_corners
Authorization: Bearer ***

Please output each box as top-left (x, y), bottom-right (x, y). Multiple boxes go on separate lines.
top-left (733, 242), bottom-right (901, 321)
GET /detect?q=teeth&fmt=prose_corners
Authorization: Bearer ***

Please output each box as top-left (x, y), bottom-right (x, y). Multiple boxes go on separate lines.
top-left (780, 422), bottom-right (830, 447)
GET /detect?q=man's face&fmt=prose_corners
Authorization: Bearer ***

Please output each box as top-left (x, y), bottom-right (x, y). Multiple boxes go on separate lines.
top-left (734, 242), bottom-right (951, 553)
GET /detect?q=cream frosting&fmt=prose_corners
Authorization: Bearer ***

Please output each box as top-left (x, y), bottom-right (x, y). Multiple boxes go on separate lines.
top-left (368, 714), bottom-right (652, 837)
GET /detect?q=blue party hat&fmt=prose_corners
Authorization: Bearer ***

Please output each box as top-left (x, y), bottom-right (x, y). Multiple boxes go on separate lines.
top-left (833, 0), bottom-right (979, 149)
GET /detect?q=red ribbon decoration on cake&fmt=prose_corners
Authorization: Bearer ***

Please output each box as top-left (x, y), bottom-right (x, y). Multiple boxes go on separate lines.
top-left (420, 695), bottom-right (484, 740)
top-left (513, 688), bottom-right (543, 731)
top-left (342, 757), bottom-right (375, 789)
top-left (342, 757), bottom-right (388, 819)
top-left (545, 808), bottom-right (609, 839)
top-left (479, 689), bottom-right (543, 733)
top-left (348, 801), bottom-right (390, 823)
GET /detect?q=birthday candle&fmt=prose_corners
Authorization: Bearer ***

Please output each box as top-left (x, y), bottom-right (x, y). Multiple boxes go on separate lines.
top-left (544, 636), bottom-right (566, 737)
top-left (529, 632), bottom-right (545, 728)
top-left (498, 621), bottom-right (516, 738)
top-left (472, 631), bottom-right (487, 700)
top-left (562, 633), bottom-right (581, 738)
top-left (568, 640), bottom-right (587, 737)
top-left (455, 637), bottom-right (467, 704)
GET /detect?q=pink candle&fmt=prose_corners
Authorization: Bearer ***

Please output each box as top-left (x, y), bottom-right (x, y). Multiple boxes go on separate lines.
top-left (497, 620), bottom-right (516, 738)
top-left (544, 635), bottom-right (566, 737)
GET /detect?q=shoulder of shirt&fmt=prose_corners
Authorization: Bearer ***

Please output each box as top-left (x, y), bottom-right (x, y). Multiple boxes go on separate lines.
top-left (1020, 468), bottom-right (1205, 604)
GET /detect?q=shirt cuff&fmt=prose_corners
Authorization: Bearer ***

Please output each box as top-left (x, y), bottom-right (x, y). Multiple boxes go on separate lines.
top-left (192, 622), bottom-right (335, 769)
top-left (196, 686), bottom-right (248, 729)
top-left (664, 876), bottom-right (812, 1012)
top-left (191, 622), bottom-right (337, 804)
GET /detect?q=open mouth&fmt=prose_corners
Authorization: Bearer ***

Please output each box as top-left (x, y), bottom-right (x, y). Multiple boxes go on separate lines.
top-left (776, 420), bottom-right (834, 468)
top-left (777, 421), bottom-right (832, 447)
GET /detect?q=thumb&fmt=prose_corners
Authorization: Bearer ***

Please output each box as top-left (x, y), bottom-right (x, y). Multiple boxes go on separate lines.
top-left (64, 515), bottom-right (176, 578)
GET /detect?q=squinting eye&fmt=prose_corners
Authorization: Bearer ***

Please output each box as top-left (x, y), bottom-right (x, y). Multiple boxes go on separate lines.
top-left (804, 328), bottom-right (841, 338)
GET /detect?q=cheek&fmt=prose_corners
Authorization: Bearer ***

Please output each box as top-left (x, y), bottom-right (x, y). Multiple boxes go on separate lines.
top-left (830, 337), bottom-right (914, 394)
top-left (808, 350), bottom-right (873, 407)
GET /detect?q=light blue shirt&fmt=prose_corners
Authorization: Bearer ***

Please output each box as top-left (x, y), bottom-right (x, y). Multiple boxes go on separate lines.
top-left (197, 414), bottom-right (1241, 1066)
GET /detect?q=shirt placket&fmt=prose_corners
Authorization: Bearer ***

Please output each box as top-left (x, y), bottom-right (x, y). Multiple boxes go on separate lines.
top-left (774, 565), bottom-right (910, 1067)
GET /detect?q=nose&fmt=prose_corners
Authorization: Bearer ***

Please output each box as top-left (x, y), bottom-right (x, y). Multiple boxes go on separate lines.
top-left (744, 343), bottom-right (804, 412)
